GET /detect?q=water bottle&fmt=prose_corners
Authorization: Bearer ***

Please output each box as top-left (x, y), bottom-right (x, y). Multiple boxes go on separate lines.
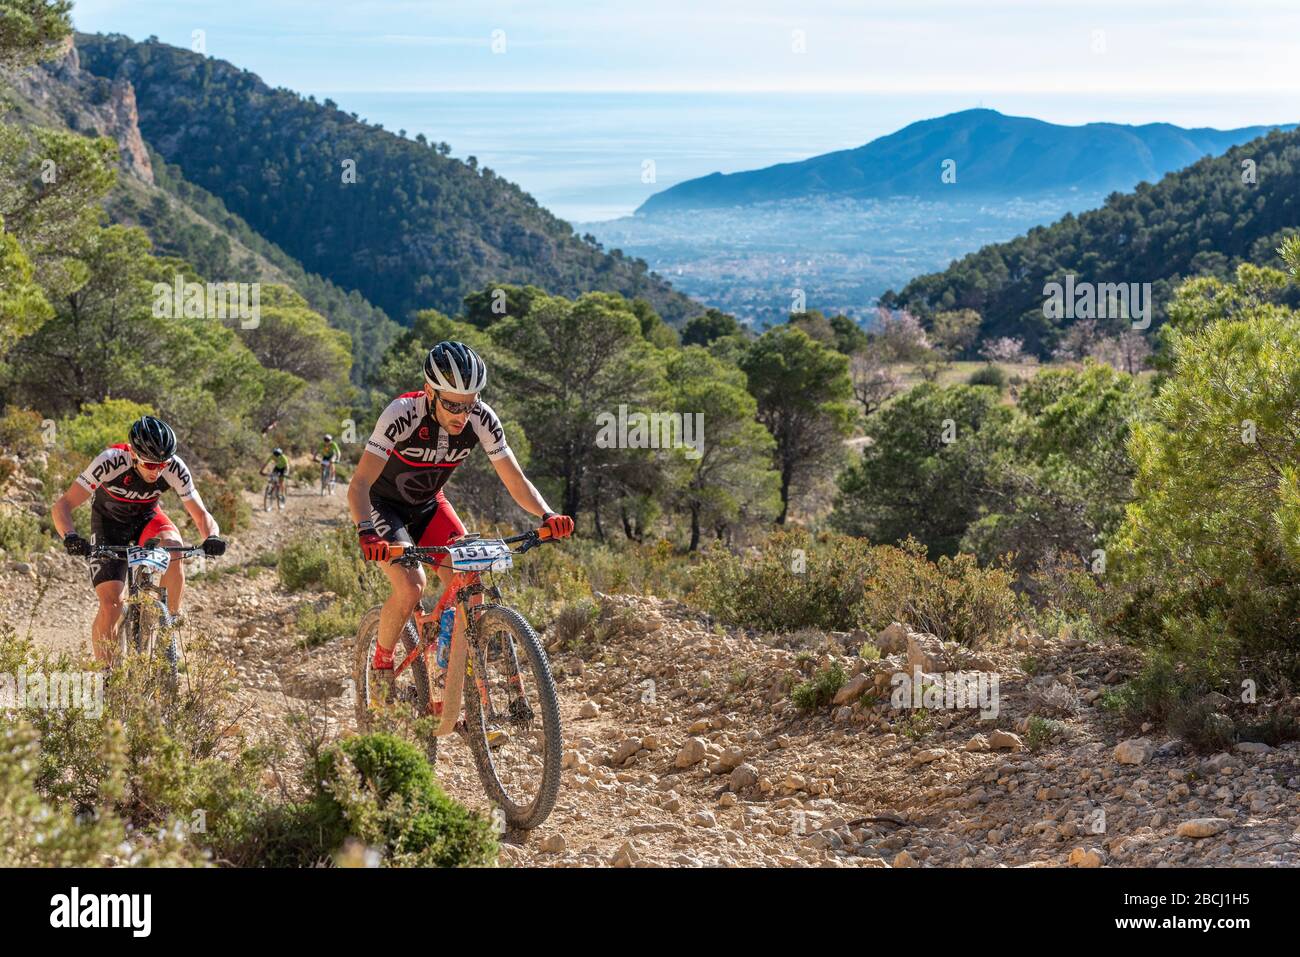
top-left (429, 607), bottom-right (455, 715)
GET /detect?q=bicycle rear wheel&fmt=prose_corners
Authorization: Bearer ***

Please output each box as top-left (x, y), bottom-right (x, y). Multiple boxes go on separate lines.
top-left (353, 606), bottom-right (437, 764)
top-left (462, 605), bottom-right (562, 830)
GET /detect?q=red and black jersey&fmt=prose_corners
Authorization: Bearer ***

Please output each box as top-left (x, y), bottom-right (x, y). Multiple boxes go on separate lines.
top-left (75, 444), bottom-right (197, 524)
top-left (364, 391), bottom-right (510, 506)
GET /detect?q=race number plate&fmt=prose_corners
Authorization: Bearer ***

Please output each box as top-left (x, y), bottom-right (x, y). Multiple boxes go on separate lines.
top-left (447, 539), bottom-right (513, 572)
top-left (126, 546), bottom-right (171, 574)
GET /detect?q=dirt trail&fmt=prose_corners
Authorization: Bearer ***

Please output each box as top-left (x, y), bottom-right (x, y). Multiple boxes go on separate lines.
top-left (4, 476), bottom-right (1300, 867)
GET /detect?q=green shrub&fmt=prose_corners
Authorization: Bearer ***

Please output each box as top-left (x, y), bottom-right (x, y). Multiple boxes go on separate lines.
top-left (549, 598), bottom-right (600, 653)
top-left (509, 532), bottom-right (693, 624)
top-left (897, 709), bottom-right (933, 740)
top-left (0, 721), bottom-right (202, 867)
top-left (195, 475), bottom-right (252, 535)
top-left (1114, 272), bottom-right (1300, 692)
top-left (0, 407), bottom-right (46, 457)
top-left (1025, 715), bottom-right (1067, 751)
top-left (277, 526), bottom-right (387, 646)
top-left (968, 364), bottom-right (1007, 389)
top-left (0, 626), bottom-right (493, 867)
top-left (791, 661), bottom-right (847, 711)
top-left (300, 733), bottom-right (497, 867)
top-left (1098, 655), bottom-right (1236, 752)
top-left (0, 626), bottom-right (264, 865)
top-left (59, 398), bottom-right (154, 458)
top-left (279, 525), bottom-right (371, 596)
top-left (297, 600), bottom-right (364, 648)
top-left (0, 505), bottom-right (46, 558)
top-left (691, 529), bottom-right (1018, 645)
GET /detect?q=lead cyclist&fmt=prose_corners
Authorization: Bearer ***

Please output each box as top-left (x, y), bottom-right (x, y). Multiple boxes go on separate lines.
top-left (347, 340), bottom-right (574, 694)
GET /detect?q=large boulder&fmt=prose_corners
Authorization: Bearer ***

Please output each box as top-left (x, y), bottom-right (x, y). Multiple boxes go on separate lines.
top-left (875, 622), bottom-right (910, 655)
top-left (832, 671), bottom-right (872, 705)
top-left (906, 632), bottom-right (950, 673)
top-left (1114, 738), bottom-right (1154, 765)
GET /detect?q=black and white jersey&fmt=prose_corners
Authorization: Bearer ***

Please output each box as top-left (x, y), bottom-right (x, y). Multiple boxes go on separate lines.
top-left (75, 443), bottom-right (198, 523)
top-left (365, 391), bottom-right (510, 506)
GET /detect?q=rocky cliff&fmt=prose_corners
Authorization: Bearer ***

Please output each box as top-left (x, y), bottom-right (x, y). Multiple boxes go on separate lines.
top-left (9, 35), bottom-right (153, 184)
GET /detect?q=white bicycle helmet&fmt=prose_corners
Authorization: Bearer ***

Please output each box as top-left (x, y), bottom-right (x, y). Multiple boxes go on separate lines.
top-left (424, 340), bottom-right (487, 394)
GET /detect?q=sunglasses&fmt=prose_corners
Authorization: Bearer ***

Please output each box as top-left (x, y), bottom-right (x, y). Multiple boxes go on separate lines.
top-left (436, 394), bottom-right (480, 415)
top-left (134, 455), bottom-right (171, 470)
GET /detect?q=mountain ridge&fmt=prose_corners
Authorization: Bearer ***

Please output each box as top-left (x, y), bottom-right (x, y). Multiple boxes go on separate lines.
top-left (880, 124), bottom-right (1300, 352)
top-left (638, 108), bottom-right (1293, 214)
top-left (4, 37), bottom-right (401, 380)
top-left (73, 32), bottom-right (700, 326)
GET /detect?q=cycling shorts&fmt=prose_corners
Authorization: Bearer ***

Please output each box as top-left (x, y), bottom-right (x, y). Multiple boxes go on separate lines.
top-left (89, 507), bottom-right (181, 588)
top-left (368, 491), bottom-right (466, 569)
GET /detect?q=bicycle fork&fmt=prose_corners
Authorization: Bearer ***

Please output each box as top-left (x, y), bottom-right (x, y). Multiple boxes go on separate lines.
top-left (473, 621), bottom-right (534, 730)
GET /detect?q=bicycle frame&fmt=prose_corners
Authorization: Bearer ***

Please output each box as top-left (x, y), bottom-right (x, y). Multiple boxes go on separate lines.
top-left (388, 528), bottom-right (551, 738)
top-left (90, 541), bottom-right (205, 660)
top-left (392, 567), bottom-right (479, 736)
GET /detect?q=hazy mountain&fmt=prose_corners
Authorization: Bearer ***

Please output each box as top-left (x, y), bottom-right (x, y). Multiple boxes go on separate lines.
top-left (638, 109), bottom-right (1292, 214)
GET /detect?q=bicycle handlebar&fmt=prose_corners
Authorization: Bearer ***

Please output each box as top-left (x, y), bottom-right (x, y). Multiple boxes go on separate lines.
top-left (89, 543), bottom-right (208, 559)
top-left (385, 525), bottom-right (556, 564)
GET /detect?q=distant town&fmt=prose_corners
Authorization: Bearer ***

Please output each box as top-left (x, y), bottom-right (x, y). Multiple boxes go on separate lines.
top-left (585, 192), bottom-right (1104, 327)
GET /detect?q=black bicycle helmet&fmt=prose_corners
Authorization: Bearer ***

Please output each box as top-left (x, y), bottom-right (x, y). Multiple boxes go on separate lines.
top-left (424, 340), bottom-right (487, 393)
top-left (129, 415), bottom-right (177, 461)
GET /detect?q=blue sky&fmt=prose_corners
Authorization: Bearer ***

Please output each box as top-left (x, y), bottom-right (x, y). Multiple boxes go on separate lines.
top-left (70, 0), bottom-right (1300, 98)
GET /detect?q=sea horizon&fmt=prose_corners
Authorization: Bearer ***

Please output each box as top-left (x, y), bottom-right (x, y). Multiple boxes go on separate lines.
top-left (317, 90), bottom-right (1299, 223)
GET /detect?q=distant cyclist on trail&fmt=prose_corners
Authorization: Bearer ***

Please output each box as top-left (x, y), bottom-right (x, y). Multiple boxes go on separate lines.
top-left (348, 340), bottom-right (574, 690)
top-left (316, 433), bottom-right (342, 488)
top-left (51, 415), bottom-right (226, 665)
top-left (260, 447), bottom-right (289, 495)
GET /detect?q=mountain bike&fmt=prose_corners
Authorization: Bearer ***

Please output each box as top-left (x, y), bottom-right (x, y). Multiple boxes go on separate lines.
top-left (353, 527), bottom-right (563, 830)
top-left (318, 458), bottom-right (336, 496)
top-left (262, 471), bottom-right (286, 511)
top-left (89, 539), bottom-right (207, 687)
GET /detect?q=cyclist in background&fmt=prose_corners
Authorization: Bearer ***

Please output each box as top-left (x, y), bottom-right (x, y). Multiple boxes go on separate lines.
top-left (260, 447), bottom-right (289, 500)
top-left (316, 434), bottom-right (342, 488)
top-left (51, 415), bottom-right (225, 664)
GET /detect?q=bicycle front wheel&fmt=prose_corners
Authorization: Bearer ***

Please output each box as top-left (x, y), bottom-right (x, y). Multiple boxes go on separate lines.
top-left (117, 603), bottom-right (138, 664)
top-left (463, 605), bottom-right (562, 830)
